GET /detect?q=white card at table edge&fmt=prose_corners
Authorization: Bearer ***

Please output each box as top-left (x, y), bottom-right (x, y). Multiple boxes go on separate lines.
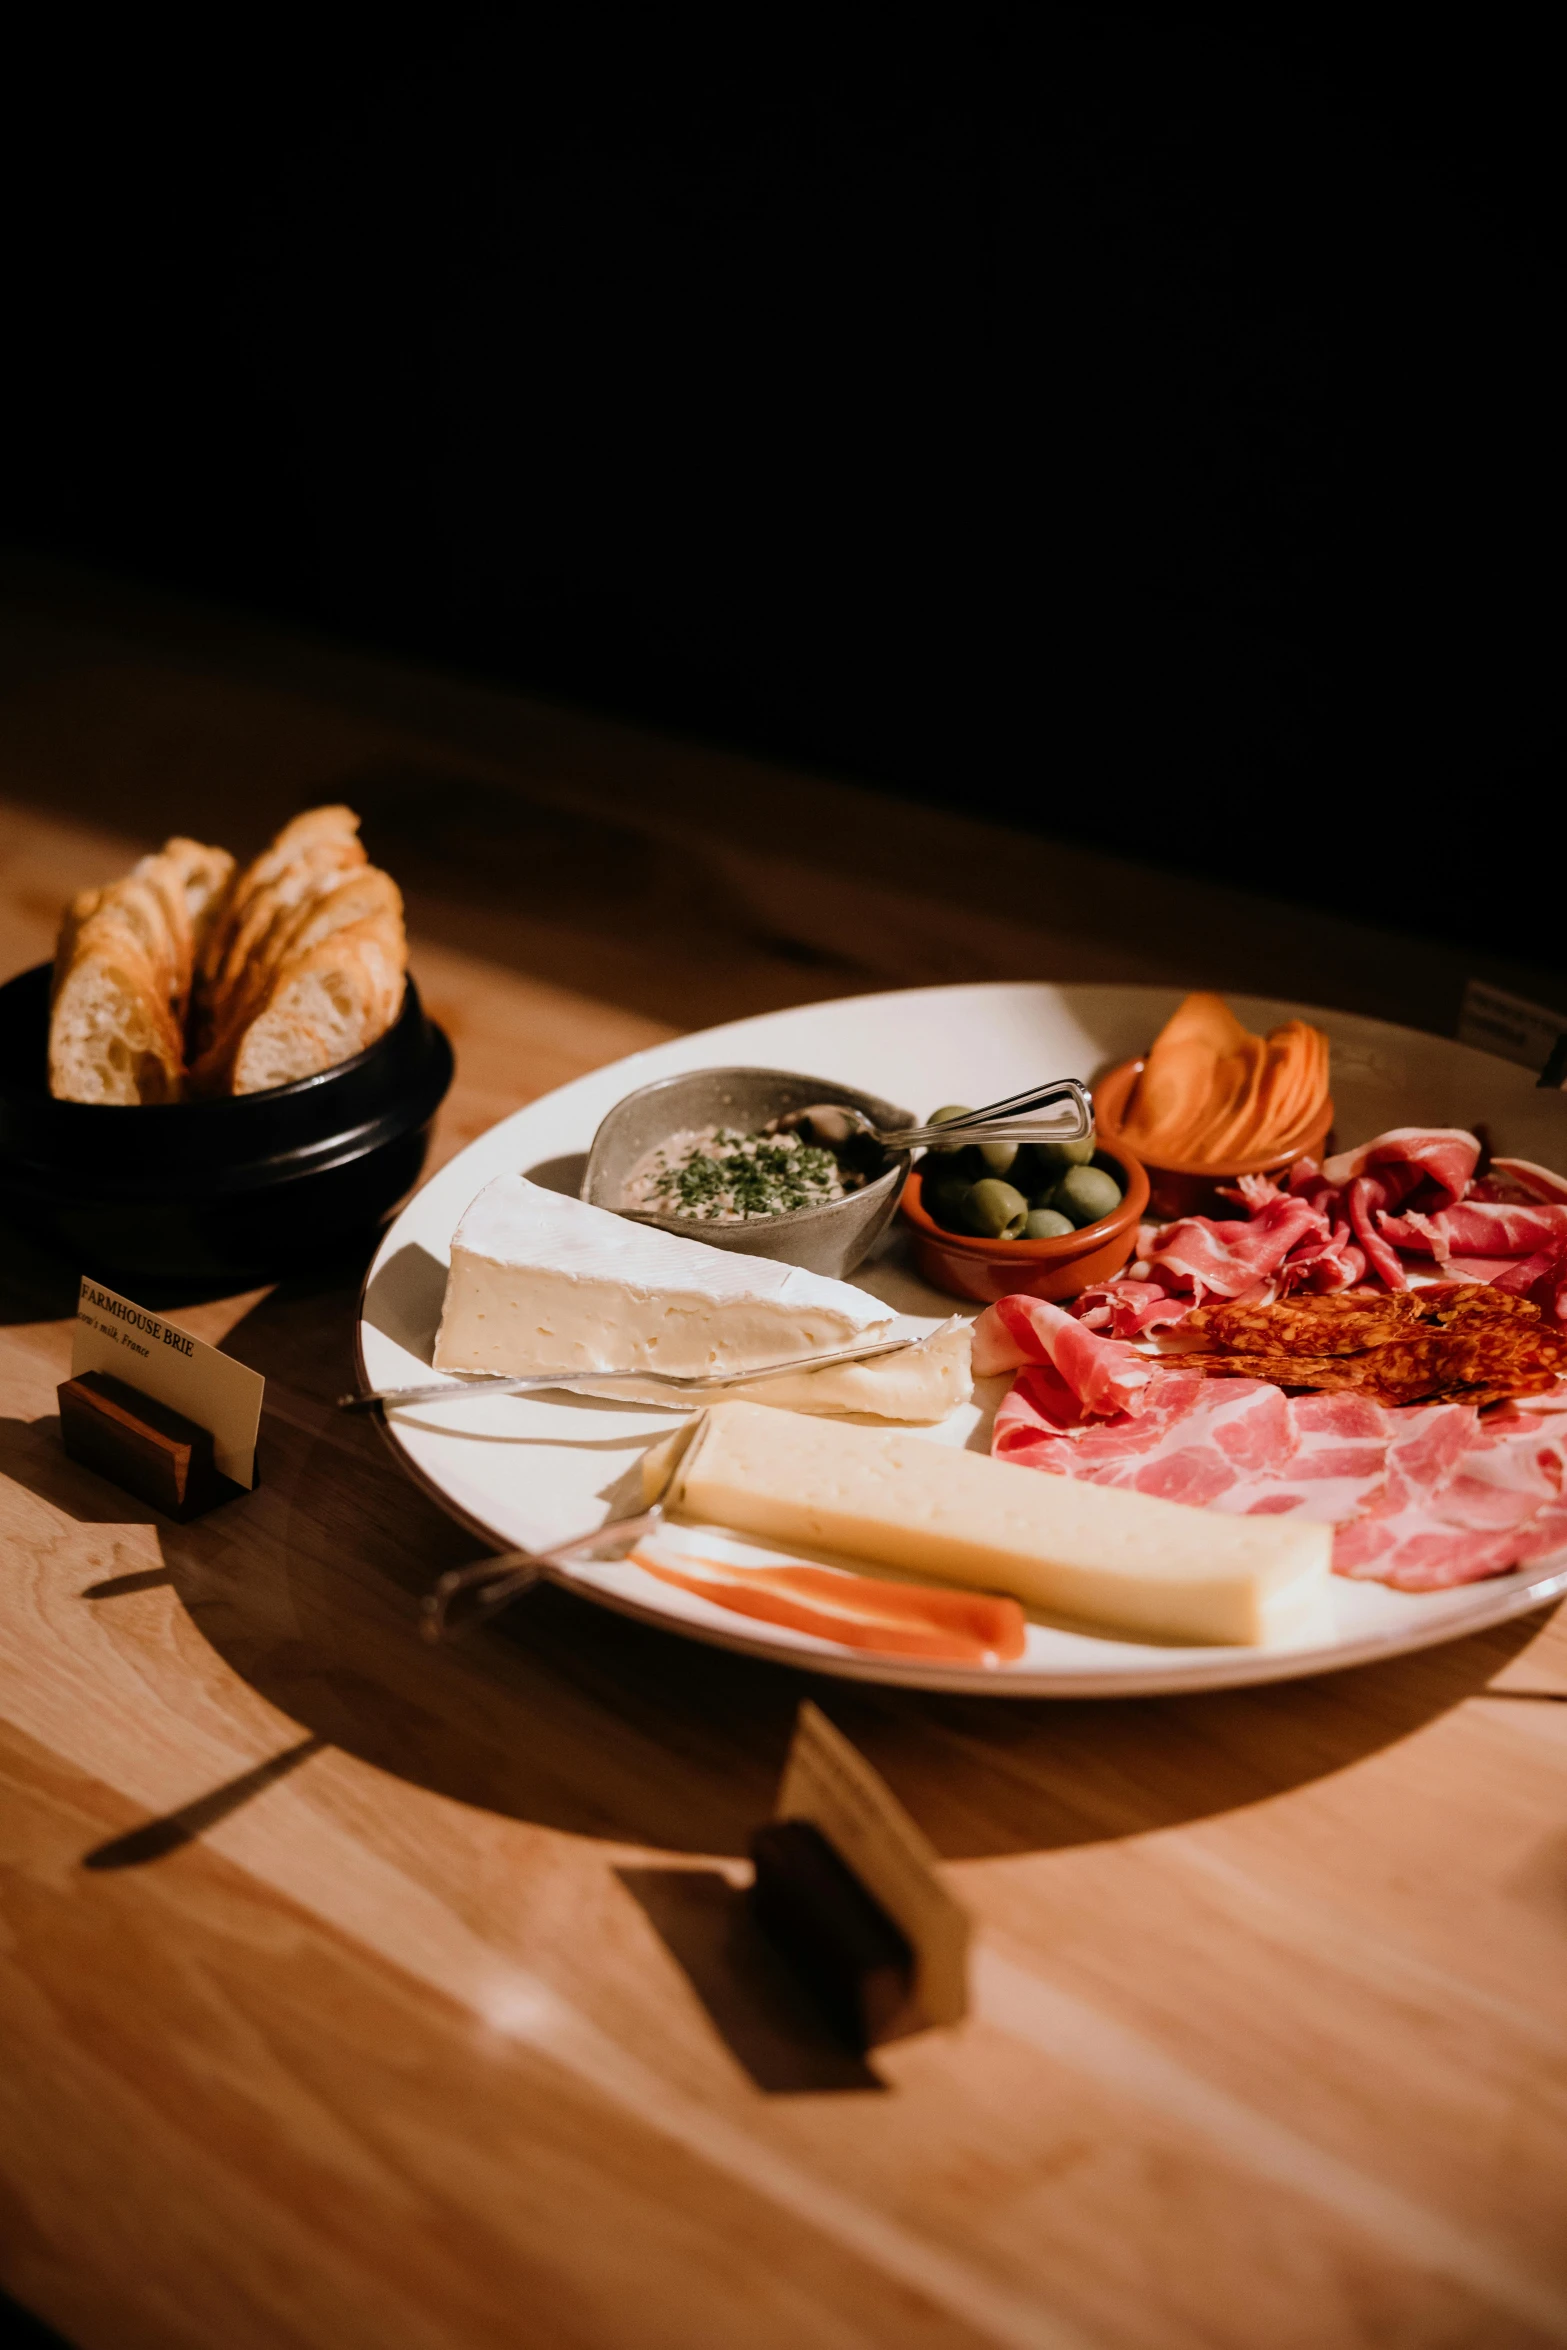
top-left (72, 1279), bottom-right (263, 1487)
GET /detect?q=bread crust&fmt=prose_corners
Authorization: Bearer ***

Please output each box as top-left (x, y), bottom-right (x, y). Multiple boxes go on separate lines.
top-left (49, 810), bottom-right (406, 1104)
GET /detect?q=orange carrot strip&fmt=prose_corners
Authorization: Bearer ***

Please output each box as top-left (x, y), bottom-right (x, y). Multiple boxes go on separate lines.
top-left (627, 1549), bottom-right (1027, 1665)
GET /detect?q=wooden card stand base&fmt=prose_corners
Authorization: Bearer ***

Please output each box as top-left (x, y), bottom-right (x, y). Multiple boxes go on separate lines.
top-left (58, 1372), bottom-right (247, 1521)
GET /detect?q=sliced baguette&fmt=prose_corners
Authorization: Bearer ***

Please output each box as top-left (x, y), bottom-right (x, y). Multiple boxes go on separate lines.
top-left (229, 915), bottom-right (407, 1095)
top-left (48, 927), bottom-right (185, 1104)
top-left (193, 806), bottom-right (365, 1055)
top-left (159, 837), bottom-right (236, 947)
top-left (202, 838), bottom-right (366, 1035)
top-left (68, 876), bottom-right (184, 1022)
top-left (193, 867), bottom-right (404, 1093)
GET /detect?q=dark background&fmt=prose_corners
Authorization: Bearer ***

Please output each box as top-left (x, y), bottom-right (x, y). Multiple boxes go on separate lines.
top-left (4, 15), bottom-right (1558, 964)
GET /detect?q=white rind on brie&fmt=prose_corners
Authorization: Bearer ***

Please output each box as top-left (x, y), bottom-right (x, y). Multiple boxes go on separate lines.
top-left (434, 1175), bottom-right (895, 1379)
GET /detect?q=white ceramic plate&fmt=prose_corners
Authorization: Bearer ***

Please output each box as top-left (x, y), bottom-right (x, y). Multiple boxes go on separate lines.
top-left (357, 984), bottom-right (1567, 1695)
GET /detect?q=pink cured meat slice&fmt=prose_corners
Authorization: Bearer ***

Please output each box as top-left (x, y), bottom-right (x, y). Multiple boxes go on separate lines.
top-left (1073, 1276), bottom-right (1192, 1337)
top-left (1480, 1158), bottom-right (1567, 1208)
top-left (1273, 1219), bottom-right (1367, 1294)
top-left (1144, 1194), bottom-right (1330, 1300)
top-left (1380, 1201), bottom-right (1567, 1260)
top-left (1067, 1128), bottom-right (1567, 1332)
top-left (1488, 1240), bottom-right (1567, 1327)
top-left (1321, 1128), bottom-right (1480, 1209)
top-left (1332, 1401), bottom-right (1567, 1587)
top-left (970, 1293), bottom-right (1152, 1413)
top-left (1345, 1177), bottom-right (1408, 1289)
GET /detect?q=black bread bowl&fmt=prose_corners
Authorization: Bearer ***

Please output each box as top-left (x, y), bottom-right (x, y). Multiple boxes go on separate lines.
top-left (0, 962), bottom-right (454, 1284)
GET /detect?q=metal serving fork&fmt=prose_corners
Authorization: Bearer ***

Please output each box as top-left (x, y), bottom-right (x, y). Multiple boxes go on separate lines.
top-left (422, 1502), bottom-right (667, 1640)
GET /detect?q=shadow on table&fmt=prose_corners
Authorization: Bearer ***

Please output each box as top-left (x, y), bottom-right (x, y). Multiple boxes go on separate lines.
top-left (3, 1261), bottom-right (1558, 1866)
top-left (82, 1736), bottom-right (326, 1869)
top-left (616, 1865), bottom-right (885, 2094)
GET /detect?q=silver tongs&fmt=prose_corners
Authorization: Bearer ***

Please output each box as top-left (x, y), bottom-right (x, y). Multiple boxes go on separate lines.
top-left (780, 1075), bottom-right (1093, 1154)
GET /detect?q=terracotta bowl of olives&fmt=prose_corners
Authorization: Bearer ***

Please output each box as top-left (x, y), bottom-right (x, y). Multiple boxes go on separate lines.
top-left (898, 1112), bottom-right (1149, 1305)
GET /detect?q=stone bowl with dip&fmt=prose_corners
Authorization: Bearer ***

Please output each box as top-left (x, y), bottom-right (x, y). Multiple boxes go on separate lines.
top-left (581, 1066), bottom-right (914, 1279)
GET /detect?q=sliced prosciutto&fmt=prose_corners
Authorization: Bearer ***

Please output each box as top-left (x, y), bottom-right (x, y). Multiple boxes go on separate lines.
top-left (1066, 1124), bottom-right (1567, 1332)
top-left (973, 1294), bottom-right (1154, 1438)
top-left (1478, 1157), bottom-right (1567, 1208)
top-left (1346, 1176), bottom-right (1408, 1289)
top-left (1321, 1128), bottom-right (1480, 1209)
top-left (1379, 1200), bottom-right (1567, 1261)
top-left (1489, 1241), bottom-right (1567, 1327)
top-left (989, 1356), bottom-right (1567, 1593)
top-left (1143, 1193), bottom-right (1329, 1299)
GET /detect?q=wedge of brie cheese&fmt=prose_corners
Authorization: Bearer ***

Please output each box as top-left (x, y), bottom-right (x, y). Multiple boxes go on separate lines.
top-left (659, 1401), bottom-right (1330, 1646)
top-left (716, 1317), bottom-right (972, 1421)
top-left (434, 1176), bottom-right (895, 1381)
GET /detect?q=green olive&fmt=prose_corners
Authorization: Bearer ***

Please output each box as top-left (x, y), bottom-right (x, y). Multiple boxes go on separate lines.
top-left (1052, 1164), bottom-right (1123, 1227)
top-left (1024, 1207), bottom-right (1074, 1239)
top-left (961, 1178), bottom-right (1030, 1238)
top-left (924, 1175), bottom-right (973, 1231)
top-left (1033, 1131), bottom-right (1098, 1172)
top-left (978, 1138), bottom-right (1019, 1177)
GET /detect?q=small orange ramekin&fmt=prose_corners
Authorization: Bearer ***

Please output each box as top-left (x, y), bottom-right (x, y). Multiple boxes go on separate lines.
top-left (899, 1142), bottom-right (1150, 1306)
top-left (1091, 1058), bottom-right (1334, 1223)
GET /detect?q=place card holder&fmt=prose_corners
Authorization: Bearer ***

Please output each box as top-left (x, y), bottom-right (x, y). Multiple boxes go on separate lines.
top-left (57, 1371), bottom-right (243, 1521)
top-left (748, 1700), bottom-right (970, 2052)
top-left (57, 1278), bottom-right (264, 1521)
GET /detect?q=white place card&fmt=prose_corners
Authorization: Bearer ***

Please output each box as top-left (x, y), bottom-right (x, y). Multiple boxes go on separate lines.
top-left (72, 1279), bottom-right (264, 1488)
top-left (1459, 978), bottom-right (1567, 1082)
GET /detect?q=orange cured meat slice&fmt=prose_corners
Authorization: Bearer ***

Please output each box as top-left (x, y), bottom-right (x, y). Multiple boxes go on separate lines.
top-left (1120, 993), bottom-right (1331, 1168)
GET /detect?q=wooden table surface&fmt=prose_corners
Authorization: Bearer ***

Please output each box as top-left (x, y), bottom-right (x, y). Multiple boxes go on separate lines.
top-left (2, 558), bottom-right (1565, 2350)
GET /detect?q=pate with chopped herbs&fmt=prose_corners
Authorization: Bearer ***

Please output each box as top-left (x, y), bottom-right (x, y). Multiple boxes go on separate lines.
top-left (622, 1123), bottom-right (869, 1222)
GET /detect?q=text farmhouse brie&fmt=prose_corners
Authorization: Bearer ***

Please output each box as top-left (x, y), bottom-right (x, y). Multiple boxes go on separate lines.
top-left (434, 1175), bottom-right (897, 1383)
top-left (661, 1402), bottom-right (1331, 1646)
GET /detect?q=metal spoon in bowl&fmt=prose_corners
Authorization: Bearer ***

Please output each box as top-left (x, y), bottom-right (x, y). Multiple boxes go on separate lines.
top-left (774, 1076), bottom-right (1094, 1155)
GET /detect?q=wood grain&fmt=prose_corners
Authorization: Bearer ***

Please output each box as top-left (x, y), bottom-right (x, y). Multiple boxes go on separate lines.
top-left (1, 560), bottom-right (1565, 2350)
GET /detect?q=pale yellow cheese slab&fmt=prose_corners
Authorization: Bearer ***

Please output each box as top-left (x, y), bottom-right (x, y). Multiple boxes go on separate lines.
top-left (659, 1401), bottom-right (1330, 1647)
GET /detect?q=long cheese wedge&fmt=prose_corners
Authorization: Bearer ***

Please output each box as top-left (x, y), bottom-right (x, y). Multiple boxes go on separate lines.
top-left (657, 1402), bottom-right (1330, 1647)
